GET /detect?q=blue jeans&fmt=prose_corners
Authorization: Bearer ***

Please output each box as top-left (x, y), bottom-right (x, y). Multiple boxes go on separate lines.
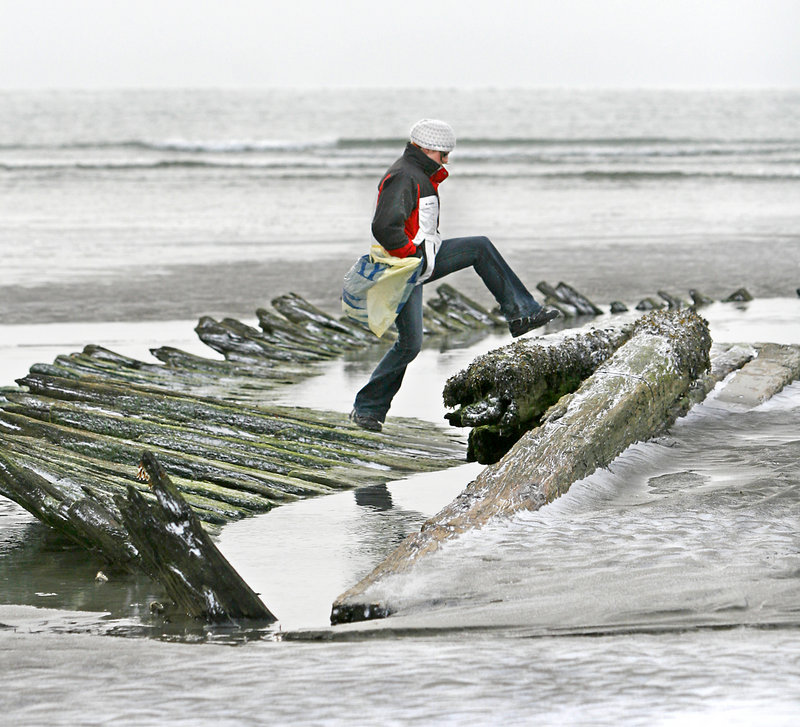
top-left (353, 235), bottom-right (541, 422)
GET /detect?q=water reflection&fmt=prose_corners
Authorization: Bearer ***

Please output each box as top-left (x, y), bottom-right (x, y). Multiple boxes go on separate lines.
top-left (218, 464), bottom-right (480, 631)
top-left (0, 503), bottom-right (165, 620)
top-left (353, 483), bottom-right (393, 511)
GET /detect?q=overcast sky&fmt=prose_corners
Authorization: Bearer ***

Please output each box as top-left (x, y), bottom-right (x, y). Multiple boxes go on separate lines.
top-left (1, 0), bottom-right (798, 89)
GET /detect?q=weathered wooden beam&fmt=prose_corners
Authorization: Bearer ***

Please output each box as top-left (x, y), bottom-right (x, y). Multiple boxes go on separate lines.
top-left (19, 390), bottom-right (451, 472)
top-left (3, 393), bottom-right (378, 479)
top-left (426, 283), bottom-right (506, 329)
top-left (722, 287), bottom-right (753, 303)
top-left (421, 302), bottom-right (466, 332)
top-left (256, 307), bottom-right (370, 354)
top-left (537, 281), bottom-right (603, 316)
top-left (331, 309), bottom-right (714, 623)
top-left (272, 292), bottom-right (372, 350)
top-left (0, 433), bottom-right (263, 524)
top-left (12, 372), bottom-right (416, 450)
top-left (0, 408), bottom-right (334, 499)
top-left (689, 289), bottom-right (714, 307)
top-left (195, 316), bottom-right (333, 364)
top-left (708, 343), bottom-right (800, 410)
top-left (636, 297), bottom-right (665, 311)
top-left (536, 281), bottom-right (578, 317)
top-left (658, 290), bottom-right (686, 309)
top-left (0, 449), bottom-right (137, 565)
top-left (443, 323), bottom-right (635, 463)
top-left (81, 344), bottom-right (267, 380)
top-left (117, 451), bottom-right (276, 622)
top-left (33, 350), bottom-right (284, 400)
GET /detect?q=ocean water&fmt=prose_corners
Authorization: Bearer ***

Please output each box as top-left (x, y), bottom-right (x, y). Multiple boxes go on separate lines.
top-left (1, 89), bottom-right (800, 725)
top-left (1, 88), bottom-right (799, 325)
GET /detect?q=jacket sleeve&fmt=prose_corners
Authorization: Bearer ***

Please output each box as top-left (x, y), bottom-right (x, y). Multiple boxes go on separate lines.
top-left (371, 173), bottom-right (418, 257)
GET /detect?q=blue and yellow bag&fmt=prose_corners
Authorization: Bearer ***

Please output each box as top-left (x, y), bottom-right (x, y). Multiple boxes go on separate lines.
top-left (342, 245), bottom-right (421, 338)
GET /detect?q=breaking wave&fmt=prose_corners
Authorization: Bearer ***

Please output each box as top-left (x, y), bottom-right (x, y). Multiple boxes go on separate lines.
top-left (2, 136), bottom-right (798, 182)
top-left (1, 135), bottom-right (799, 153)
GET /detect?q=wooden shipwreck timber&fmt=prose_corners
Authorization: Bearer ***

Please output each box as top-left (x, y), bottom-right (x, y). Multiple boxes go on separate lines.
top-left (1, 278), bottom-right (789, 625)
top-left (0, 287), bottom-right (504, 621)
top-left (440, 282), bottom-right (756, 464)
top-left (444, 323), bottom-right (636, 464)
top-left (331, 307), bottom-right (800, 624)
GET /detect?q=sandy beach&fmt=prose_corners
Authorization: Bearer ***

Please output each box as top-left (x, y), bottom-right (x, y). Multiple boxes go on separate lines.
top-left (2, 86), bottom-right (800, 725)
top-left (2, 235), bottom-right (798, 328)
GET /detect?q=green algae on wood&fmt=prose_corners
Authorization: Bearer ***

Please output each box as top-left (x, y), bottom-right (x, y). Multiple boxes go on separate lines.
top-left (0, 287), bottom-right (509, 621)
top-left (0, 374), bottom-right (464, 524)
top-left (0, 289), bottom-right (471, 543)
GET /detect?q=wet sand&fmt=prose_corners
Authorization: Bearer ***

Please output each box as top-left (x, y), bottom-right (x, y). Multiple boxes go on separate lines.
top-left (2, 607), bottom-right (798, 727)
top-left (1, 235), bottom-right (798, 326)
top-left (3, 299), bottom-right (800, 629)
top-left (2, 243), bottom-right (800, 725)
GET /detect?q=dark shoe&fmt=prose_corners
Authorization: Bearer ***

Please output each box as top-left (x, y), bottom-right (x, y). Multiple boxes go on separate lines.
top-left (349, 409), bottom-right (382, 432)
top-left (508, 307), bottom-right (560, 338)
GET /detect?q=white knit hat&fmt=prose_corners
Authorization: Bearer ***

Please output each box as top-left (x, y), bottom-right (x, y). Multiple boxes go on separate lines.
top-left (409, 119), bottom-right (456, 153)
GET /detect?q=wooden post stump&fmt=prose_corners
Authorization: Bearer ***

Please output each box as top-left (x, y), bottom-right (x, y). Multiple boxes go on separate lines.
top-left (117, 451), bottom-right (276, 622)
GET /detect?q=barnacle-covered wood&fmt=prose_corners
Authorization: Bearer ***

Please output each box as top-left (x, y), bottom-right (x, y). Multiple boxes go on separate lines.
top-left (331, 309), bottom-right (714, 624)
top-left (443, 324), bottom-right (636, 463)
top-left (118, 451), bottom-right (276, 622)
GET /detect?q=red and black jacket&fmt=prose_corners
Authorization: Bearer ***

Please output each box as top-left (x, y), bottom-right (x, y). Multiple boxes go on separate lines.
top-left (371, 143), bottom-right (449, 272)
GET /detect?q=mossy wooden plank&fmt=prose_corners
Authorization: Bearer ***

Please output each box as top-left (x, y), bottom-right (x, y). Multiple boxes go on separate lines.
top-left (0, 449), bottom-right (138, 565)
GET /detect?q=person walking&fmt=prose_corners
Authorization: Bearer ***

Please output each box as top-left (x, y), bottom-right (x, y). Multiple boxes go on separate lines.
top-left (350, 119), bottom-right (557, 432)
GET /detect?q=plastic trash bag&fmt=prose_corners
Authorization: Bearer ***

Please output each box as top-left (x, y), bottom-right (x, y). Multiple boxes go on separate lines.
top-left (342, 244), bottom-right (422, 338)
